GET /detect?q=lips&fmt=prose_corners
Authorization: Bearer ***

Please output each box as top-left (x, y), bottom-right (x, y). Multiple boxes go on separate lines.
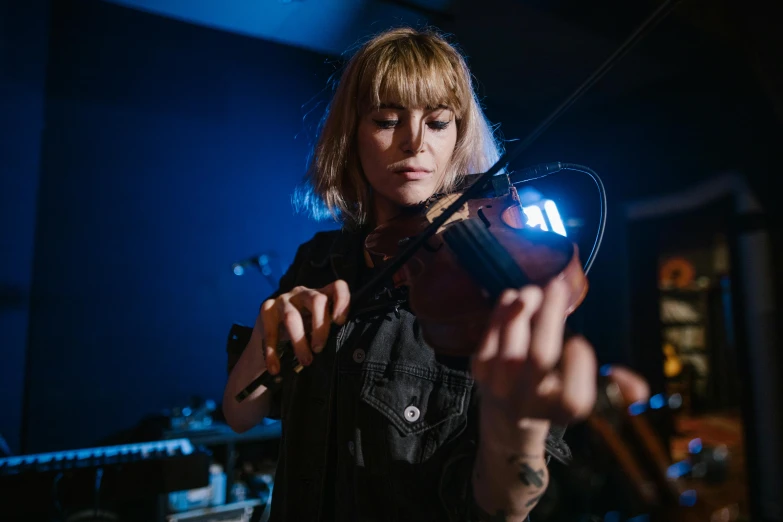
top-left (394, 167), bottom-right (433, 180)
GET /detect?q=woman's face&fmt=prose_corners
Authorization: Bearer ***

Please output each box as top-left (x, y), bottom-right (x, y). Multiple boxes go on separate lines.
top-left (357, 102), bottom-right (458, 225)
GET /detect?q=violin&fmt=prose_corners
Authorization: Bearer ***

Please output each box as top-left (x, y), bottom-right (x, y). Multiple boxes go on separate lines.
top-left (363, 184), bottom-right (588, 357)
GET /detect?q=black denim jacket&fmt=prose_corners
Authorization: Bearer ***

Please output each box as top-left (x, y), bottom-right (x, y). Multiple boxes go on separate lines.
top-left (228, 229), bottom-right (571, 522)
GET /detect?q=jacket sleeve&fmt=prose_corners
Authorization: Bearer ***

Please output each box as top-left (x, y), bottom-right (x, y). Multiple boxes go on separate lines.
top-left (225, 234), bottom-right (326, 419)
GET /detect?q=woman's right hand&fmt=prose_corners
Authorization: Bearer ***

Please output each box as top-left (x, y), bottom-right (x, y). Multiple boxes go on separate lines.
top-left (261, 280), bottom-right (351, 375)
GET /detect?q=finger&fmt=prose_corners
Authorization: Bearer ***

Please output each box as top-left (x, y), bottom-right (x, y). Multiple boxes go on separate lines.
top-left (550, 335), bottom-right (597, 423)
top-left (322, 279), bottom-right (351, 324)
top-left (261, 299), bottom-right (280, 374)
top-left (290, 288), bottom-right (330, 354)
top-left (472, 289), bottom-right (519, 388)
top-left (493, 286), bottom-right (543, 398)
top-left (277, 296), bottom-right (311, 366)
top-left (602, 365), bottom-right (650, 405)
top-left (529, 277), bottom-right (571, 374)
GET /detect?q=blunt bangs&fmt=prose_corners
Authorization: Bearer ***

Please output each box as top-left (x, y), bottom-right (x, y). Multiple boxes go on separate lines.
top-left (358, 36), bottom-right (469, 117)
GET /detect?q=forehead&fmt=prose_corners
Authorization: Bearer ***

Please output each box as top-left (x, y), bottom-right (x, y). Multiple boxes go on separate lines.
top-left (358, 52), bottom-right (465, 116)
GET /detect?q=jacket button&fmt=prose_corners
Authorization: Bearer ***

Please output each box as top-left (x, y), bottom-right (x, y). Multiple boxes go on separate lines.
top-left (403, 405), bottom-right (420, 422)
top-left (352, 349), bottom-right (365, 363)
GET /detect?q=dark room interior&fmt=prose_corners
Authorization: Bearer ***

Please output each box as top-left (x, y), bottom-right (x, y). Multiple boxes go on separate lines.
top-left (2, 0), bottom-right (781, 521)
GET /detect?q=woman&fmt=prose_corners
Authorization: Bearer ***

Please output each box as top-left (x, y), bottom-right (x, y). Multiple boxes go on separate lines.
top-left (223, 27), bottom-right (646, 521)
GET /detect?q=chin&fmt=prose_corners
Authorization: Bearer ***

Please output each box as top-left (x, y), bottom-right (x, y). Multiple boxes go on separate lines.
top-left (393, 188), bottom-right (436, 207)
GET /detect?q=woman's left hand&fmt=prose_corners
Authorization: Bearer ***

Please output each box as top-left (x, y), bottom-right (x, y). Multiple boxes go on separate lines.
top-left (471, 277), bottom-right (598, 448)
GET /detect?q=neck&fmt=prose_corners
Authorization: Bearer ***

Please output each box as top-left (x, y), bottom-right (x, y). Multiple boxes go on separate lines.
top-left (371, 194), bottom-right (402, 229)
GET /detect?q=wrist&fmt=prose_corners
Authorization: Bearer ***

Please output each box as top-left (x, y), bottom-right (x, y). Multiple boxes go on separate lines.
top-left (480, 415), bottom-right (550, 456)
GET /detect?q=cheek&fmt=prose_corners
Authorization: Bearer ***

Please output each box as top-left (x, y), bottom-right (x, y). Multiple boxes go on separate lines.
top-left (437, 132), bottom-right (458, 170)
top-left (358, 129), bottom-right (386, 167)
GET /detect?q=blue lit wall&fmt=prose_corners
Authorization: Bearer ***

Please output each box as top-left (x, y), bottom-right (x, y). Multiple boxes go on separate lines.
top-left (23, 0), bottom-right (337, 453)
top-left (0, 0), bottom-right (51, 456)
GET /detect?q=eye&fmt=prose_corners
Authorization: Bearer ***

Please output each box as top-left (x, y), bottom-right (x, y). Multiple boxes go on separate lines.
top-left (427, 120), bottom-right (451, 131)
top-left (373, 119), bottom-right (399, 129)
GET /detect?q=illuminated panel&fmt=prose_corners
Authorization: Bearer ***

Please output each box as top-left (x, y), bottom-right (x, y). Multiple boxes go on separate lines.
top-left (543, 200), bottom-right (566, 236)
top-left (521, 200), bottom-right (567, 237)
top-left (522, 205), bottom-right (548, 232)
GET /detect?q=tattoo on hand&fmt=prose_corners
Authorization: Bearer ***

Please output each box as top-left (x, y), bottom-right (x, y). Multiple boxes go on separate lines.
top-left (518, 463), bottom-right (545, 488)
top-left (525, 493), bottom-right (544, 507)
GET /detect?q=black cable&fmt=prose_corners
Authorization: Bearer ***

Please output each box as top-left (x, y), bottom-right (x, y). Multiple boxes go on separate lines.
top-left (511, 162), bottom-right (607, 276)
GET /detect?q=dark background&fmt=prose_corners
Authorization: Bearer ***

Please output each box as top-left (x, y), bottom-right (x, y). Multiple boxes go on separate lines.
top-left (2, 0), bottom-right (780, 476)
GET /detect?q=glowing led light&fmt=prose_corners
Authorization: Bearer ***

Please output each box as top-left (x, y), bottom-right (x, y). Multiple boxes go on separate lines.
top-left (543, 200), bottom-right (567, 236)
top-left (679, 489), bottom-right (698, 507)
top-left (233, 265), bottom-right (245, 276)
top-left (521, 199), bottom-right (567, 237)
top-left (667, 460), bottom-right (692, 479)
top-left (649, 393), bottom-right (665, 409)
top-left (628, 401), bottom-right (647, 416)
top-left (522, 205), bottom-right (548, 231)
top-left (688, 438), bottom-right (702, 454)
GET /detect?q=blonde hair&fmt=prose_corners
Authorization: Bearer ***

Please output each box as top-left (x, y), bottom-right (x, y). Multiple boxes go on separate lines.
top-left (294, 26), bottom-right (503, 229)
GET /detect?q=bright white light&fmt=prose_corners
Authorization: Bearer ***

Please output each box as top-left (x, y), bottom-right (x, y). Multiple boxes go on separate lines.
top-left (522, 199), bottom-right (567, 237)
top-left (522, 205), bottom-right (548, 232)
top-left (543, 200), bottom-right (567, 236)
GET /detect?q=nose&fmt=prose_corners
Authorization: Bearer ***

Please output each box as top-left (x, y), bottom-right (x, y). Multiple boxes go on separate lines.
top-left (401, 118), bottom-right (425, 154)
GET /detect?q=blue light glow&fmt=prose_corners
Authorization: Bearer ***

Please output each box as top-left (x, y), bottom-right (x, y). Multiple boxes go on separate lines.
top-left (233, 265), bottom-right (244, 276)
top-left (667, 460), bottom-right (692, 479)
top-left (679, 489), bottom-right (698, 507)
top-left (649, 393), bottom-right (665, 409)
top-left (599, 364), bottom-right (612, 376)
top-left (627, 515), bottom-right (650, 522)
top-left (522, 205), bottom-right (548, 232)
top-left (688, 438), bottom-right (702, 454)
top-left (628, 401), bottom-right (647, 416)
top-left (521, 200), bottom-right (567, 237)
top-left (543, 200), bottom-right (567, 236)
top-left (603, 511), bottom-right (621, 522)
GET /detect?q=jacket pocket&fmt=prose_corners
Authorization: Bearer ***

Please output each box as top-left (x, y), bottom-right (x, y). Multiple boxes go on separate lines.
top-left (359, 361), bottom-right (473, 464)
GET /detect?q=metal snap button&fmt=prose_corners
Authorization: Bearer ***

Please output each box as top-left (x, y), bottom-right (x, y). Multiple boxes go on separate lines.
top-left (403, 405), bottom-right (420, 422)
top-left (348, 441), bottom-right (355, 456)
top-left (352, 349), bottom-right (365, 363)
